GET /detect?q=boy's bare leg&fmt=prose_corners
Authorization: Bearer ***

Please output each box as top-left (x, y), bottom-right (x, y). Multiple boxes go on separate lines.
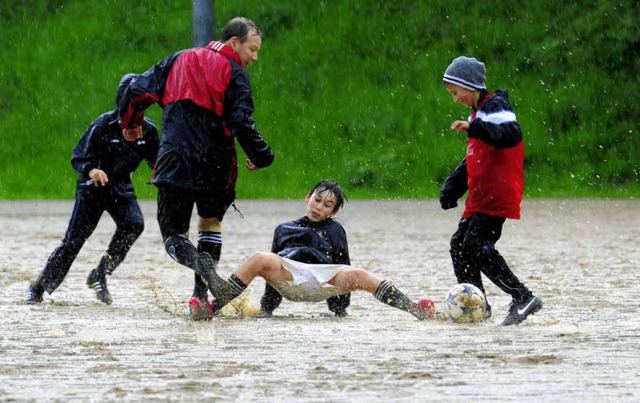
top-left (234, 252), bottom-right (293, 285)
top-left (327, 267), bottom-right (381, 293)
top-left (196, 252), bottom-right (292, 313)
top-left (329, 267), bottom-right (435, 320)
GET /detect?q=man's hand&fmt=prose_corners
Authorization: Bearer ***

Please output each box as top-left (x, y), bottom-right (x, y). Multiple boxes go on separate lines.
top-left (245, 158), bottom-right (259, 171)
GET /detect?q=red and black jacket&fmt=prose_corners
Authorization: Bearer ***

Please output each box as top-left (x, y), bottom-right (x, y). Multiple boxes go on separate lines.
top-left (118, 41), bottom-right (274, 193)
top-left (440, 90), bottom-right (524, 219)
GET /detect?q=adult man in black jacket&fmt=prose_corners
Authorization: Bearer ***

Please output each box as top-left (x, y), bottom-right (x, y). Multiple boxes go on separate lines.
top-left (118, 17), bottom-right (275, 319)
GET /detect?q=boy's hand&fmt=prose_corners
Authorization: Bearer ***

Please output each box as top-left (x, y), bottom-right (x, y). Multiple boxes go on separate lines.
top-left (89, 169), bottom-right (109, 186)
top-left (451, 120), bottom-right (469, 132)
top-left (439, 196), bottom-right (458, 210)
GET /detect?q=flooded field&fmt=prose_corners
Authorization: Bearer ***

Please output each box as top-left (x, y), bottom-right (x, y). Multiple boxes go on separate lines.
top-left (1, 199), bottom-right (639, 401)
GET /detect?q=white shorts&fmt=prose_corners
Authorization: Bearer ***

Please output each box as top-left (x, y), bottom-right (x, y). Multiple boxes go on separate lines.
top-left (268, 256), bottom-right (350, 302)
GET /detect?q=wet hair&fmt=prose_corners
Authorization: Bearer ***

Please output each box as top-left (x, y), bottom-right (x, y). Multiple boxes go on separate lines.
top-left (308, 179), bottom-right (347, 213)
top-left (220, 17), bottom-right (262, 43)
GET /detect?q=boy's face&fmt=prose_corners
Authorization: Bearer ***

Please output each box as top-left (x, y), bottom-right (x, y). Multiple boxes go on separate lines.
top-left (445, 83), bottom-right (478, 108)
top-left (305, 190), bottom-right (338, 222)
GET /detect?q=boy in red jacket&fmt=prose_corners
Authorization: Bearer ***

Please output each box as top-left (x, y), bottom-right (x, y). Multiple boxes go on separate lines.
top-left (440, 56), bottom-right (542, 326)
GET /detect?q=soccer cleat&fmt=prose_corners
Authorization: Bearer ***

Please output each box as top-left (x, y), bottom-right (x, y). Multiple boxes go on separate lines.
top-left (25, 284), bottom-right (44, 304)
top-left (409, 299), bottom-right (437, 320)
top-left (501, 295), bottom-right (542, 326)
top-left (86, 269), bottom-right (113, 305)
top-left (188, 296), bottom-right (214, 321)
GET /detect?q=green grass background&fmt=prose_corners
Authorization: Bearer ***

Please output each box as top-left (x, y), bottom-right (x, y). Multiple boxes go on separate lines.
top-left (1, 0), bottom-right (638, 200)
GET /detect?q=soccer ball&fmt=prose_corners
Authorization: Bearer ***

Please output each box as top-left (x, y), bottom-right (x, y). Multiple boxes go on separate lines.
top-left (444, 283), bottom-right (488, 323)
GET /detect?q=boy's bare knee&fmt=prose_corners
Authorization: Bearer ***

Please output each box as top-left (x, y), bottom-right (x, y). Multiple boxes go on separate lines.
top-left (332, 267), bottom-right (365, 288)
top-left (244, 252), bottom-right (284, 282)
top-left (245, 252), bottom-right (276, 272)
top-left (250, 251), bottom-right (273, 263)
top-left (347, 267), bottom-right (368, 281)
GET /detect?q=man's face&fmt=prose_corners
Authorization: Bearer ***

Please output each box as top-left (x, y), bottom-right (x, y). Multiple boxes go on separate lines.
top-left (231, 30), bottom-right (262, 69)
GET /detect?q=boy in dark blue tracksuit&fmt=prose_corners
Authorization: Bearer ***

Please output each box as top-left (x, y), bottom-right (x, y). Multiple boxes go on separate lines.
top-left (25, 73), bottom-right (159, 305)
top-left (194, 180), bottom-right (436, 320)
top-left (259, 205), bottom-right (352, 317)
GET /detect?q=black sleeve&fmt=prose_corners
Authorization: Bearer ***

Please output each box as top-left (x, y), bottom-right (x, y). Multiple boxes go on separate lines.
top-left (468, 119), bottom-right (522, 148)
top-left (71, 115), bottom-right (108, 180)
top-left (439, 158), bottom-right (468, 210)
top-left (260, 225), bottom-right (285, 314)
top-left (326, 221), bottom-right (351, 316)
top-left (270, 225), bottom-right (283, 254)
top-left (467, 94), bottom-right (522, 148)
top-left (119, 51), bottom-right (185, 128)
top-left (333, 224), bottom-right (351, 266)
top-left (141, 118), bottom-right (160, 168)
top-left (224, 66), bottom-right (275, 168)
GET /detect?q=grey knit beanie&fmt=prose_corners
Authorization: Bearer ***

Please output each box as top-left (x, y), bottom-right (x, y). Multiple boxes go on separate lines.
top-left (443, 56), bottom-right (486, 91)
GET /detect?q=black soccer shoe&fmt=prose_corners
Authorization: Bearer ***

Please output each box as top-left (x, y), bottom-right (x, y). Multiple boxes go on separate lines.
top-left (501, 295), bottom-right (542, 326)
top-left (87, 269), bottom-right (113, 305)
top-left (25, 283), bottom-right (44, 304)
top-left (327, 293), bottom-right (350, 317)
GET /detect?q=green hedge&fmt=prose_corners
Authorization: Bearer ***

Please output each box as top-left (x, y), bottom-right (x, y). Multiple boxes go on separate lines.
top-left (1, 0), bottom-right (638, 199)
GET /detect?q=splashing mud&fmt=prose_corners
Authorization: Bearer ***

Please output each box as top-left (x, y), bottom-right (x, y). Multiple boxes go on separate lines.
top-left (1, 199), bottom-right (638, 401)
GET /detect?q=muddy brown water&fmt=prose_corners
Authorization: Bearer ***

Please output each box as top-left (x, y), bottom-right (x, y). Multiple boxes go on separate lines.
top-left (1, 199), bottom-right (638, 402)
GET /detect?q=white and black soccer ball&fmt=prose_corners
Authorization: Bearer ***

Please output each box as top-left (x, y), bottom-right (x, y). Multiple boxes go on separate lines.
top-left (445, 283), bottom-right (487, 323)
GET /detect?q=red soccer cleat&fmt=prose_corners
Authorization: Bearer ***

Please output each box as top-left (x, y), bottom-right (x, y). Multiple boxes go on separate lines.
top-left (188, 297), bottom-right (214, 321)
top-left (411, 298), bottom-right (437, 320)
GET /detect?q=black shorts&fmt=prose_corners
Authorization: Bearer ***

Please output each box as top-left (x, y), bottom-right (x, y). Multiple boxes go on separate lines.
top-left (156, 185), bottom-right (235, 238)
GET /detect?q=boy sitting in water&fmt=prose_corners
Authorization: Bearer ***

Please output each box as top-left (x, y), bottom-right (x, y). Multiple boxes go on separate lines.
top-left (192, 179), bottom-right (436, 320)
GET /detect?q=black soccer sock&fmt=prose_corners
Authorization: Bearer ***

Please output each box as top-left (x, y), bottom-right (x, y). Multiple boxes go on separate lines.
top-left (194, 232), bottom-right (222, 299)
top-left (260, 282), bottom-right (283, 315)
top-left (197, 231), bottom-right (222, 260)
top-left (95, 253), bottom-right (117, 276)
top-left (374, 280), bottom-right (414, 311)
top-left (215, 274), bottom-right (247, 310)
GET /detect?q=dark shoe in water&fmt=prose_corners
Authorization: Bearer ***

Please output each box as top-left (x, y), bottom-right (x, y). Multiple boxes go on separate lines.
top-left (501, 295), bottom-right (542, 326)
top-left (25, 283), bottom-right (44, 304)
top-left (87, 270), bottom-right (113, 305)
